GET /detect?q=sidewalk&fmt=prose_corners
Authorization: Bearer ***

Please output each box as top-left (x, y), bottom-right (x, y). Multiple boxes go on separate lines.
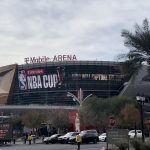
top-left (15, 137), bottom-right (43, 145)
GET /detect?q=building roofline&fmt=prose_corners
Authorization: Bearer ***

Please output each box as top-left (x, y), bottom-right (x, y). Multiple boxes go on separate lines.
top-left (0, 105), bottom-right (78, 110)
top-left (18, 60), bottom-right (120, 69)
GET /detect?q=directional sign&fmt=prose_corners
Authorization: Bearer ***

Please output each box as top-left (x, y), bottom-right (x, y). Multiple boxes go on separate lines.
top-left (109, 116), bottom-right (116, 127)
top-left (107, 129), bottom-right (129, 144)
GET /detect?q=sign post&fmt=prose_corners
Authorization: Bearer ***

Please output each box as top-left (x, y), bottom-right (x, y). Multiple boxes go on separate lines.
top-left (109, 116), bottom-right (116, 127)
top-left (107, 129), bottom-right (129, 150)
top-left (145, 117), bottom-right (150, 139)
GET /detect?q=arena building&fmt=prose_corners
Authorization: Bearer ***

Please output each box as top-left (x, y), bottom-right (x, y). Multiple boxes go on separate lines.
top-left (0, 59), bottom-right (126, 106)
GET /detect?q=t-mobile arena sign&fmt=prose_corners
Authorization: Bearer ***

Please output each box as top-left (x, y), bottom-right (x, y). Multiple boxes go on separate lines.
top-left (24, 54), bottom-right (77, 64)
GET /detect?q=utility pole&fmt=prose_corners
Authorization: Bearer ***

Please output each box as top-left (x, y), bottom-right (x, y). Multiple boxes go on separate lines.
top-left (67, 88), bottom-right (92, 131)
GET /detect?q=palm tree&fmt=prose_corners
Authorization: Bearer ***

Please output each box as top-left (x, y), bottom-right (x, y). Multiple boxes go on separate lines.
top-left (121, 18), bottom-right (150, 65)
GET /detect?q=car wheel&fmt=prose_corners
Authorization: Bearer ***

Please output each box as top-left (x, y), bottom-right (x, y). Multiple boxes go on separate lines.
top-left (66, 139), bottom-right (69, 144)
top-left (93, 139), bottom-right (97, 144)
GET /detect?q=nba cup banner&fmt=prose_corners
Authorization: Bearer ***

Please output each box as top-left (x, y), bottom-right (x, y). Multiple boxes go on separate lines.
top-left (18, 68), bottom-right (62, 90)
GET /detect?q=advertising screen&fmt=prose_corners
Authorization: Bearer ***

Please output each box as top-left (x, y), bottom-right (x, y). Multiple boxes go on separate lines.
top-left (18, 67), bottom-right (64, 90)
top-left (13, 62), bottom-right (126, 105)
top-left (0, 123), bottom-right (12, 140)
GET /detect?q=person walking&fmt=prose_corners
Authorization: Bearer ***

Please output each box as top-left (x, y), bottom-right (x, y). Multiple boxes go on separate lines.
top-left (33, 136), bottom-right (36, 144)
top-left (28, 134), bottom-right (32, 145)
top-left (42, 135), bottom-right (45, 143)
top-left (75, 134), bottom-right (82, 150)
top-left (23, 132), bottom-right (28, 144)
top-left (13, 138), bottom-right (16, 144)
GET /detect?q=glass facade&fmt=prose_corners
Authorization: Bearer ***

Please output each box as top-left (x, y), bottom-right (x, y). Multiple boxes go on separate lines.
top-left (11, 61), bottom-right (126, 106)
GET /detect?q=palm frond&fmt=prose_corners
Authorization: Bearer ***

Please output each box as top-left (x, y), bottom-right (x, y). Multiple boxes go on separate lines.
top-left (143, 18), bottom-right (149, 32)
top-left (121, 18), bottom-right (150, 65)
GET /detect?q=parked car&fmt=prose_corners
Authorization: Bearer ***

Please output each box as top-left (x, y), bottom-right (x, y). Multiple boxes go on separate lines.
top-left (31, 134), bottom-right (38, 139)
top-left (80, 129), bottom-right (99, 144)
top-left (68, 132), bottom-right (80, 144)
top-left (43, 134), bottom-right (61, 144)
top-left (99, 133), bottom-right (106, 142)
top-left (128, 130), bottom-right (142, 139)
top-left (58, 132), bottom-right (79, 144)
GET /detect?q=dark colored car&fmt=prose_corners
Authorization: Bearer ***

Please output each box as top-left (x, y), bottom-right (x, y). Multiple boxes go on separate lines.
top-left (58, 132), bottom-right (79, 144)
top-left (43, 134), bottom-right (61, 144)
top-left (80, 130), bottom-right (99, 144)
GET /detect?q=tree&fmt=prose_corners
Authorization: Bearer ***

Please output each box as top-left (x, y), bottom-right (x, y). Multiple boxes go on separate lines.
top-left (11, 116), bottom-right (24, 132)
top-left (45, 109), bottom-right (72, 134)
top-left (121, 18), bottom-right (150, 65)
top-left (22, 110), bottom-right (48, 131)
top-left (47, 109), bottom-right (69, 130)
top-left (118, 18), bottom-right (150, 78)
top-left (80, 96), bottom-right (137, 130)
top-left (119, 104), bottom-right (140, 128)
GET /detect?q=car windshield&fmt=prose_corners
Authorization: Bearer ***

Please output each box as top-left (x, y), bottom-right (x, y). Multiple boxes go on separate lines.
top-left (80, 131), bottom-right (86, 136)
top-left (72, 132), bottom-right (79, 136)
top-left (80, 130), bottom-right (98, 136)
top-left (64, 132), bottom-right (73, 137)
top-left (50, 134), bottom-right (58, 138)
top-left (129, 131), bottom-right (135, 133)
top-left (100, 133), bottom-right (106, 136)
top-left (129, 130), bottom-right (142, 134)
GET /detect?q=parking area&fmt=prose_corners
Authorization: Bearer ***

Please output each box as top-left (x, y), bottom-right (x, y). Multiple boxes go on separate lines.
top-left (0, 141), bottom-right (107, 150)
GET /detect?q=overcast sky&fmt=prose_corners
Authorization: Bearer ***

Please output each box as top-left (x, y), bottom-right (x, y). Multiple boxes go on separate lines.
top-left (0, 0), bottom-right (150, 66)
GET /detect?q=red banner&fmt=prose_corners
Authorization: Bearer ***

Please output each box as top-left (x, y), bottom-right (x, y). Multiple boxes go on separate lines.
top-left (68, 111), bottom-right (77, 131)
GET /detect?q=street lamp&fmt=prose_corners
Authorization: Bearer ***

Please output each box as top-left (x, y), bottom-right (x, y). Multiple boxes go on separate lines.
top-left (67, 92), bottom-right (92, 106)
top-left (1, 112), bottom-right (3, 123)
top-left (67, 88), bottom-right (92, 131)
top-left (136, 94), bottom-right (145, 142)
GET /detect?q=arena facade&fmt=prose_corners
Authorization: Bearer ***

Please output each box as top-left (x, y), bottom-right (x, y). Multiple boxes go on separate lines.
top-left (0, 58), bottom-right (127, 106)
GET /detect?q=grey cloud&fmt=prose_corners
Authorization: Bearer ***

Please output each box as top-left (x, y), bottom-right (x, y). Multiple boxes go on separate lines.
top-left (0, 0), bottom-right (150, 65)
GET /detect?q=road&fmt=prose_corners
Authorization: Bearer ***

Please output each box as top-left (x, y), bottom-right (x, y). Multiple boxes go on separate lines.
top-left (0, 142), bottom-right (106, 150)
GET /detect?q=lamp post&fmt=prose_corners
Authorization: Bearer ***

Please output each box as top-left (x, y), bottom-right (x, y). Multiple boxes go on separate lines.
top-left (67, 92), bottom-right (92, 106)
top-left (136, 94), bottom-right (145, 142)
top-left (67, 88), bottom-right (92, 131)
top-left (1, 112), bottom-right (3, 123)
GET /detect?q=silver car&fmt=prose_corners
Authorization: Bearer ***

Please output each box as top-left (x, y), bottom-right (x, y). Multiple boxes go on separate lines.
top-left (128, 130), bottom-right (142, 139)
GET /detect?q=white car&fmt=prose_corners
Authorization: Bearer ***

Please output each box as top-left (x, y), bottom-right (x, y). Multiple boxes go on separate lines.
top-left (128, 130), bottom-right (142, 139)
top-left (43, 136), bottom-right (51, 143)
top-left (58, 132), bottom-right (78, 144)
top-left (99, 133), bottom-right (106, 142)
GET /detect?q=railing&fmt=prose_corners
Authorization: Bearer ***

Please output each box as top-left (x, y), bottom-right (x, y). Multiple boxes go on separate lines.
top-left (0, 105), bottom-right (78, 110)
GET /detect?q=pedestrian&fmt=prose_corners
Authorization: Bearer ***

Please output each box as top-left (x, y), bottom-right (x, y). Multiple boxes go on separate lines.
top-left (13, 138), bottom-right (16, 144)
top-left (42, 135), bottom-right (45, 143)
top-left (33, 135), bottom-right (36, 144)
top-left (24, 132), bottom-right (28, 144)
top-left (75, 134), bottom-right (82, 150)
top-left (28, 134), bottom-right (32, 145)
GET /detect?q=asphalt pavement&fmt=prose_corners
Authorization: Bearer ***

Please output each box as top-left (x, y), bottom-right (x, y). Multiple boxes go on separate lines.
top-left (0, 139), bottom-right (107, 150)
top-left (0, 137), bottom-right (141, 150)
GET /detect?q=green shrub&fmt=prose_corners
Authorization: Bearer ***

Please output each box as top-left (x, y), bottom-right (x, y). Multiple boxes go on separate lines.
top-left (116, 143), bottom-right (129, 150)
top-left (140, 142), bottom-right (150, 150)
top-left (131, 139), bottom-right (142, 150)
